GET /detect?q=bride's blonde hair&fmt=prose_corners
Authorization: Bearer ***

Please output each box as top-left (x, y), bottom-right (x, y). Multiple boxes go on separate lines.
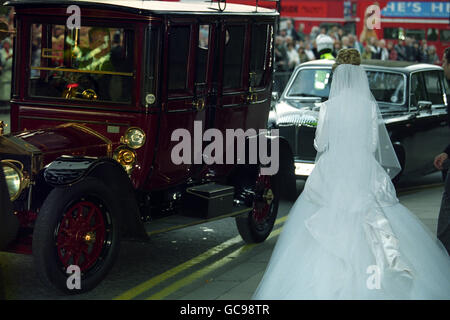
top-left (332, 48), bottom-right (361, 72)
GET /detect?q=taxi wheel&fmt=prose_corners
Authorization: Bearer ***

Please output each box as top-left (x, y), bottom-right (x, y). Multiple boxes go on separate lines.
top-left (32, 177), bottom-right (120, 294)
top-left (236, 172), bottom-right (279, 243)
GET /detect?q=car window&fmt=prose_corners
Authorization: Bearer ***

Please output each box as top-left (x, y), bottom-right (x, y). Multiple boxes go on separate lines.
top-left (249, 24), bottom-right (270, 89)
top-left (443, 75), bottom-right (450, 95)
top-left (29, 23), bottom-right (135, 103)
top-left (287, 69), bottom-right (331, 98)
top-left (423, 71), bottom-right (445, 105)
top-left (410, 72), bottom-right (426, 107)
top-left (366, 71), bottom-right (405, 105)
top-left (223, 26), bottom-right (245, 90)
top-left (168, 26), bottom-right (191, 92)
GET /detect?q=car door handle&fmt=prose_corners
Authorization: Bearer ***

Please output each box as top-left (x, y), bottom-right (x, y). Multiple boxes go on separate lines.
top-left (192, 98), bottom-right (205, 111)
top-left (245, 93), bottom-right (257, 104)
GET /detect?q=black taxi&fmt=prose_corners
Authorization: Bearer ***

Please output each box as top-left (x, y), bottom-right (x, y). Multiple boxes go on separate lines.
top-left (269, 59), bottom-right (450, 181)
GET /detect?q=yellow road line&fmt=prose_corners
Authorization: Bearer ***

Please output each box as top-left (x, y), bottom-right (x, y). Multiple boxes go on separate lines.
top-left (145, 227), bottom-right (283, 300)
top-left (114, 215), bottom-right (288, 300)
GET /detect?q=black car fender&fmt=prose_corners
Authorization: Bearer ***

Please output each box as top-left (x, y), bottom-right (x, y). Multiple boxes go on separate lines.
top-left (43, 157), bottom-right (148, 241)
top-left (231, 132), bottom-right (296, 200)
top-left (277, 136), bottom-right (297, 200)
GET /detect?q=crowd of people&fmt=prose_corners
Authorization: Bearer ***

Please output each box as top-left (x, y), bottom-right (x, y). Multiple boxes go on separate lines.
top-left (275, 19), bottom-right (441, 73)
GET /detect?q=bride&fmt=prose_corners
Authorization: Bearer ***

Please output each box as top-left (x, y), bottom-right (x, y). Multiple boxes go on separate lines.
top-left (254, 49), bottom-right (450, 299)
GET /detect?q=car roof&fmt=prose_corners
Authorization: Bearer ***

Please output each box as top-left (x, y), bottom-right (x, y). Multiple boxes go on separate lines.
top-left (298, 58), bottom-right (443, 73)
top-left (5, 0), bottom-right (279, 16)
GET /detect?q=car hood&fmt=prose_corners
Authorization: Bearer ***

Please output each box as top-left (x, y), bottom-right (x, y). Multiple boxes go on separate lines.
top-left (273, 100), bottom-right (320, 127)
top-left (5, 123), bottom-right (112, 166)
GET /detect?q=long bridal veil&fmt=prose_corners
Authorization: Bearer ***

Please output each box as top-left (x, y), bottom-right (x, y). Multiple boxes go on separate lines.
top-left (253, 64), bottom-right (450, 300)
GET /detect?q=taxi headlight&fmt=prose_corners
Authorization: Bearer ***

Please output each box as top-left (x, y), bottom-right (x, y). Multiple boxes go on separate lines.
top-left (1, 160), bottom-right (29, 201)
top-left (121, 127), bottom-right (146, 150)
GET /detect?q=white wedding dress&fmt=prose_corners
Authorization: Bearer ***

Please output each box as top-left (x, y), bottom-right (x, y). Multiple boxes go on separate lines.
top-left (254, 64), bottom-right (450, 299)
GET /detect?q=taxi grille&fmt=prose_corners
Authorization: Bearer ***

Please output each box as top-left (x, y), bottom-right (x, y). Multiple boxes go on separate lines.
top-left (279, 125), bottom-right (317, 161)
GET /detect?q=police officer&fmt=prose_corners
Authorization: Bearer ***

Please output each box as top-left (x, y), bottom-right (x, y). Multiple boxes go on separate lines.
top-left (314, 34), bottom-right (335, 92)
top-left (316, 34), bottom-right (335, 60)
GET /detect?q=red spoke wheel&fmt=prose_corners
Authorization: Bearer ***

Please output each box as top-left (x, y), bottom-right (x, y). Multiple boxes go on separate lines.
top-left (55, 200), bottom-right (108, 273)
top-left (33, 178), bottom-right (120, 294)
top-left (236, 171), bottom-right (279, 243)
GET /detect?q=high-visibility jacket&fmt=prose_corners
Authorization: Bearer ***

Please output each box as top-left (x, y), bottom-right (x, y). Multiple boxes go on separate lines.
top-left (320, 52), bottom-right (335, 60)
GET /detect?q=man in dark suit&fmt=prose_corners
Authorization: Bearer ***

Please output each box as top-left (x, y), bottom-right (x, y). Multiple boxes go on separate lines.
top-left (433, 47), bottom-right (450, 254)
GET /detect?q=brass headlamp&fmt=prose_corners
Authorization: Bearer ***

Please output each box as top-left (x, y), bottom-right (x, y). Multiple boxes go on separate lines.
top-left (114, 127), bottom-right (146, 174)
top-left (1, 160), bottom-right (30, 201)
top-left (120, 127), bottom-right (146, 150)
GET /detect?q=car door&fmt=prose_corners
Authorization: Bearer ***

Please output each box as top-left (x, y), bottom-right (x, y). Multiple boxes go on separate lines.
top-left (151, 20), bottom-right (212, 187)
top-left (407, 70), bottom-right (450, 175)
top-left (211, 21), bottom-right (273, 177)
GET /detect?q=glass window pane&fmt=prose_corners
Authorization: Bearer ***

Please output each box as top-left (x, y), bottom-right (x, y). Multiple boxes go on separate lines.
top-left (424, 71), bottom-right (444, 104)
top-left (427, 28), bottom-right (439, 41)
top-left (366, 71), bottom-right (405, 105)
top-left (410, 73), bottom-right (426, 106)
top-left (383, 28), bottom-right (399, 40)
top-left (168, 26), bottom-right (190, 91)
top-left (287, 69), bottom-right (331, 99)
top-left (405, 29), bottom-right (425, 41)
top-left (28, 23), bottom-right (135, 103)
top-left (250, 24), bottom-right (268, 88)
top-left (223, 26), bottom-right (245, 90)
top-left (441, 30), bottom-right (450, 42)
top-left (196, 25), bottom-right (209, 85)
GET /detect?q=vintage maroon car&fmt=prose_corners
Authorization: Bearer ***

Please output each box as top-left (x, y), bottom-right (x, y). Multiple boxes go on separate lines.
top-left (0, 0), bottom-right (287, 293)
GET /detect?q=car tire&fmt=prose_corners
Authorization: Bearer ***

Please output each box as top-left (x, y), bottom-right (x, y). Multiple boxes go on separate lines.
top-left (235, 172), bottom-right (280, 243)
top-left (32, 177), bottom-right (121, 294)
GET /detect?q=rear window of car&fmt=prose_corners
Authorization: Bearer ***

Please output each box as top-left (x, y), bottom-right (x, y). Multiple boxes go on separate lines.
top-left (366, 71), bottom-right (405, 105)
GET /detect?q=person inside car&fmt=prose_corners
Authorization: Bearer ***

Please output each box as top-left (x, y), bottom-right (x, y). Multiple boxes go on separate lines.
top-left (76, 27), bottom-right (114, 72)
top-left (72, 27), bottom-right (116, 100)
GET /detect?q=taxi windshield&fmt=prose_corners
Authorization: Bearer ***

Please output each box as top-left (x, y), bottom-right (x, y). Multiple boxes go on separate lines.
top-left (286, 67), bottom-right (406, 106)
top-left (286, 68), bottom-right (331, 99)
top-left (28, 23), bottom-right (135, 103)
